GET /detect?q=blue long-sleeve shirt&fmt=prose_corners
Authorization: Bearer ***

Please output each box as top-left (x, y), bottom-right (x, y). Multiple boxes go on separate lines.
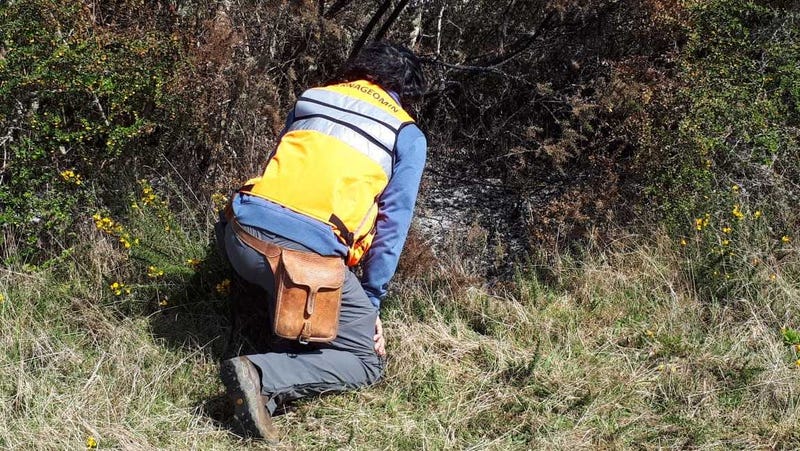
top-left (232, 111), bottom-right (426, 309)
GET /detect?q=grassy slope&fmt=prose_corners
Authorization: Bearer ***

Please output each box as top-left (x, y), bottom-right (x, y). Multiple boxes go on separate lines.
top-left (2, 209), bottom-right (798, 449)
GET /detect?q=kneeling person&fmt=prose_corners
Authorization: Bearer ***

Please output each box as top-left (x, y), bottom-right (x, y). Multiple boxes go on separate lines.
top-left (216, 42), bottom-right (427, 440)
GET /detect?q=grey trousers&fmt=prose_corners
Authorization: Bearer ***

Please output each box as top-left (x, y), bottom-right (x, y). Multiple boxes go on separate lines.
top-left (217, 220), bottom-right (383, 414)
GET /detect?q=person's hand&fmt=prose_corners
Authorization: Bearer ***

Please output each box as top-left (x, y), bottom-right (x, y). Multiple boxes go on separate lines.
top-left (373, 316), bottom-right (386, 357)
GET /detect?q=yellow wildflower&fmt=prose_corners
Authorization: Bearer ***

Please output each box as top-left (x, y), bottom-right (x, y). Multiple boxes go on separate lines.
top-left (119, 236), bottom-right (131, 249)
top-left (86, 436), bottom-right (98, 449)
top-left (140, 181), bottom-right (159, 206)
top-left (0, 293), bottom-right (5, 303)
top-left (215, 279), bottom-right (231, 295)
top-left (753, 210), bottom-right (762, 219)
top-left (782, 235), bottom-right (791, 243)
top-left (732, 204), bottom-right (745, 220)
top-left (721, 239), bottom-right (730, 246)
top-left (60, 169), bottom-right (83, 185)
top-left (731, 184), bottom-right (740, 192)
top-left (770, 274), bottom-right (777, 281)
top-left (795, 344), bottom-right (800, 353)
top-left (796, 359), bottom-right (800, 368)
top-left (143, 193), bottom-right (157, 205)
top-left (722, 226), bottom-right (732, 234)
top-left (186, 258), bottom-right (202, 268)
top-left (645, 329), bottom-right (655, 338)
top-left (211, 192), bottom-right (228, 209)
top-left (680, 239), bottom-right (687, 247)
top-left (110, 282), bottom-right (126, 296)
top-left (147, 266), bottom-right (164, 278)
top-left (694, 216), bottom-right (709, 231)
top-left (92, 214), bottom-right (125, 236)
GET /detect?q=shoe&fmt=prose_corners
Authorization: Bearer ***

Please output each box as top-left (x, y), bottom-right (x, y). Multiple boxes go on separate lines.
top-left (220, 356), bottom-right (279, 441)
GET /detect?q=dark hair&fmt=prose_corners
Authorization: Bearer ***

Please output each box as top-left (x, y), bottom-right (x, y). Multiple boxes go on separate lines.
top-left (339, 42), bottom-right (426, 104)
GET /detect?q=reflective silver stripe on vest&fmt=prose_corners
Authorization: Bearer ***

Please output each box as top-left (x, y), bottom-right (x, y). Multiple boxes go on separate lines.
top-left (289, 117), bottom-right (394, 176)
top-left (287, 87), bottom-right (407, 177)
top-left (303, 87), bottom-right (405, 135)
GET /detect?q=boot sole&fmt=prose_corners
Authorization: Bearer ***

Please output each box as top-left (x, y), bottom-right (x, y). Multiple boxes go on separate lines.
top-left (220, 358), bottom-right (278, 441)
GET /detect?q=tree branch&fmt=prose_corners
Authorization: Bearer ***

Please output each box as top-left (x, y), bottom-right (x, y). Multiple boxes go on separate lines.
top-left (323, 0), bottom-right (352, 19)
top-left (422, 58), bottom-right (506, 75)
top-left (348, 0), bottom-right (393, 61)
top-left (374, 0), bottom-right (409, 42)
top-left (407, 5), bottom-right (423, 47)
top-left (476, 10), bottom-right (556, 68)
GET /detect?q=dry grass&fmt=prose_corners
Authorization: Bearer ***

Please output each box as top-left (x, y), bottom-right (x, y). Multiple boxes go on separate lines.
top-left (1, 221), bottom-right (799, 449)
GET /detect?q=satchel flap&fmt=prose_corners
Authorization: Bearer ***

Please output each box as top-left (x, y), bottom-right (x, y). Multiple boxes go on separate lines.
top-left (280, 248), bottom-right (345, 291)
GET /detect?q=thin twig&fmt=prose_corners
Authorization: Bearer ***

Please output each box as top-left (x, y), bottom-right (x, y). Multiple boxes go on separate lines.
top-left (422, 58), bottom-right (506, 75)
top-left (82, 351), bottom-right (107, 391)
top-left (0, 266), bottom-right (41, 279)
top-left (436, 5), bottom-right (445, 56)
top-left (91, 90), bottom-right (110, 127)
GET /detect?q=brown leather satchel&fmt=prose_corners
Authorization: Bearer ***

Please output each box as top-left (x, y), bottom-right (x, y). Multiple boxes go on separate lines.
top-left (231, 219), bottom-right (345, 343)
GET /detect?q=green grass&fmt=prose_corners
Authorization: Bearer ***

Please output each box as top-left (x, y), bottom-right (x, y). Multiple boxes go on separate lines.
top-left (1, 196), bottom-right (799, 449)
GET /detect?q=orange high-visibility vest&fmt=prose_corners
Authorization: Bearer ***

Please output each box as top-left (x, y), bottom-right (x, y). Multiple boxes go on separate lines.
top-left (242, 80), bottom-right (415, 266)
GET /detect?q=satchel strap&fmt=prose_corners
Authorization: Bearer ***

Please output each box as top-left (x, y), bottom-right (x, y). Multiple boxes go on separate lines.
top-left (300, 321), bottom-right (312, 345)
top-left (230, 219), bottom-right (281, 274)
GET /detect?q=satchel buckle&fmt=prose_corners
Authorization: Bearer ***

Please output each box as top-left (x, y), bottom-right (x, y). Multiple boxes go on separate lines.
top-left (298, 320), bottom-right (312, 345)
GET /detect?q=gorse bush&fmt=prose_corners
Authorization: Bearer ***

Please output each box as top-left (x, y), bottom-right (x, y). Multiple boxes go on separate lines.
top-left (679, 188), bottom-right (796, 303)
top-left (629, 1), bottom-right (800, 300)
top-left (89, 179), bottom-right (228, 318)
top-left (0, 0), bottom-right (182, 262)
top-left (639, 0), bottom-right (799, 230)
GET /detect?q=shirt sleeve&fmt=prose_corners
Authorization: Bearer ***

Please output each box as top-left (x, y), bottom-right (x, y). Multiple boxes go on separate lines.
top-left (280, 109), bottom-right (295, 137)
top-left (359, 125), bottom-right (427, 309)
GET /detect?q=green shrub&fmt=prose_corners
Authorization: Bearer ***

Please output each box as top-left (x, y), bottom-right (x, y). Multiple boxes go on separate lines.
top-left (648, 0), bottom-right (798, 225)
top-left (0, 0), bottom-right (182, 262)
top-left (636, 0), bottom-right (799, 300)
